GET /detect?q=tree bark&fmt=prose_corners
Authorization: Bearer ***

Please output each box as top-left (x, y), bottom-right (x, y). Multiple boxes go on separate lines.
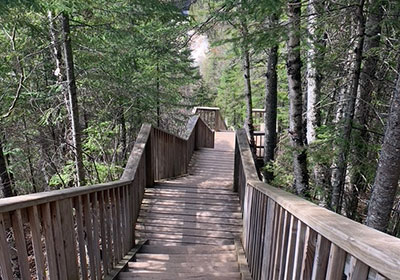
top-left (306, 0), bottom-right (322, 145)
top-left (346, 0), bottom-right (383, 219)
top-left (263, 45), bottom-right (278, 182)
top-left (330, 0), bottom-right (365, 212)
top-left (287, 0), bottom-right (309, 196)
top-left (61, 13), bottom-right (85, 187)
top-left (0, 139), bottom-right (14, 198)
top-left (365, 59), bottom-right (400, 232)
top-left (239, 6), bottom-right (255, 154)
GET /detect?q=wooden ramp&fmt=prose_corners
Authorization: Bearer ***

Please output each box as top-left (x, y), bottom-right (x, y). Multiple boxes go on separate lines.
top-left (118, 132), bottom-right (250, 279)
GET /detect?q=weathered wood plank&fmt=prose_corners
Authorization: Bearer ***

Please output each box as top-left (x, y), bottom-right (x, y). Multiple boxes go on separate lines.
top-left (74, 196), bottom-right (89, 280)
top-left (28, 206), bottom-right (46, 280)
top-left (12, 209), bottom-right (31, 279)
top-left (325, 243), bottom-right (346, 280)
top-left (0, 213), bottom-right (13, 279)
top-left (311, 234), bottom-right (331, 280)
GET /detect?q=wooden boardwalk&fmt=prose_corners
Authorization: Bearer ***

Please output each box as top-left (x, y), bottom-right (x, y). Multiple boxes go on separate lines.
top-left (118, 132), bottom-right (249, 279)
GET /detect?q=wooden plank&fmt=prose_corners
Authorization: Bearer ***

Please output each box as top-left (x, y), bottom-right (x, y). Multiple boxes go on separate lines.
top-left (105, 189), bottom-right (114, 270)
top-left (348, 257), bottom-right (369, 280)
top-left (99, 190), bottom-right (110, 275)
top-left (74, 196), bottom-right (89, 280)
top-left (83, 193), bottom-right (97, 279)
top-left (111, 188), bottom-right (120, 265)
top-left (292, 220), bottom-right (307, 279)
top-left (50, 201), bottom-right (68, 280)
top-left (59, 199), bottom-right (79, 279)
top-left (41, 203), bottom-right (58, 279)
top-left (311, 234), bottom-right (331, 280)
top-left (12, 209), bottom-right (31, 279)
top-left (0, 213), bottom-right (13, 279)
top-left (115, 187), bottom-right (123, 260)
top-left (91, 192), bottom-right (103, 278)
top-left (284, 215), bottom-right (298, 280)
top-left (28, 206), bottom-right (46, 280)
top-left (261, 197), bottom-right (276, 280)
top-left (300, 227), bottom-right (317, 280)
top-left (325, 243), bottom-right (346, 280)
top-left (271, 208), bottom-right (286, 280)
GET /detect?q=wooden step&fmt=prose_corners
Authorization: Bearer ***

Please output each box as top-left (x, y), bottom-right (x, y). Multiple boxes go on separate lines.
top-left (137, 213), bottom-right (242, 225)
top-left (137, 219), bottom-right (241, 232)
top-left (136, 225), bottom-right (241, 239)
top-left (135, 253), bottom-right (238, 262)
top-left (136, 232), bottom-right (235, 246)
top-left (140, 207), bottom-right (242, 219)
top-left (139, 245), bottom-right (236, 254)
top-left (141, 201), bottom-right (241, 212)
top-left (143, 192), bottom-right (239, 202)
top-left (127, 261), bottom-right (239, 272)
top-left (118, 272), bottom-right (241, 280)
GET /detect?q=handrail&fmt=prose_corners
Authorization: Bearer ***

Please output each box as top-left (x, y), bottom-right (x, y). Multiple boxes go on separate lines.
top-left (0, 115), bottom-right (214, 279)
top-left (193, 106), bottom-right (228, 131)
top-left (234, 128), bottom-right (400, 280)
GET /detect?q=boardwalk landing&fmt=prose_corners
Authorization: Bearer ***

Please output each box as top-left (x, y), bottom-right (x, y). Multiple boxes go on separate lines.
top-left (118, 132), bottom-right (249, 279)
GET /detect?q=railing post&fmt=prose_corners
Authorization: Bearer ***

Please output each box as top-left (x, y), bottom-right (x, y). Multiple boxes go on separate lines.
top-left (233, 134), bottom-right (240, 193)
top-left (145, 127), bottom-right (154, 187)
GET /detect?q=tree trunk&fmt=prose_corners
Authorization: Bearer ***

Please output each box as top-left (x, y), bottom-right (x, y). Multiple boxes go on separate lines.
top-left (287, 0), bottom-right (309, 196)
top-left (263, 45), bottom-right (278, 182)
top-left (243, 47), bottom-right (255, 152)
top-left (61, 13), bottom-right (85, 187)
top-left (306, 0), bottom-right (322, 145)
top-left (0, 139), bottom-right (14, 198)
top-left (48, 11), bottom-right (70, 119)
top-left (346, 0), bottom-right (383, 219)
top-left (330, 0), bottom-right (365, 212)
top-left (306, 0), bottom-right (332, 205)
top-left (365, 59), bottom-right (400, 232)
top-left (239, 12), bottom-right (255, 154)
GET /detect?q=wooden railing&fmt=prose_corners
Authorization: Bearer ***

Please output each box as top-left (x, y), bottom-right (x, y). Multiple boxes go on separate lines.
top-left (252, 108), bottom-right (265, 131)
top-left (234, 128), bottom-right (400, 280)
top-left (193, 106), bottom-right (228, 131)
top-left (253, 131), bottom-right (264, 159)
top-left (0, 115), bottom-right (214, 280)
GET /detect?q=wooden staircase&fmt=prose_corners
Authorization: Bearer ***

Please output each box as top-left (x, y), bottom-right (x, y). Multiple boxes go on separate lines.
top-left (117, 132), bottom-right (251, 279)
top-left (119, 244), bottom-right (243, 279)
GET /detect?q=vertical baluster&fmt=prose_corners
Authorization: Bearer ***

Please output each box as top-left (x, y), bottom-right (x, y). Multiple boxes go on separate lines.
top-left (261, 197), bottom-right (275, 280)
top-left (299, 227), bottom-right (317, 280)
top-left (12, 209), bottom-right (31, 279)
top-left (267, 204), bottom-right (281, 280)
top-left (293, 220), bottom-right (307, 279)
top-left (50, 201), bottom-right (68, 280)
top-left (74, 196), bottom-right (89, 280)
top-left (0, 213), bottom-right (13, 279)
top-left (28, 206), bottom-right (46, 280)
top-left (348, 257), bottom-right (369, 280)
top-left (83, 193), bottom-right (97, 279)
top-left (91, 193), bottom-right (102, 278)
top-left (59, 199), bottom-right (79, 279)
top-left (284, 215), bottom-right (298, 279)
top-left (311, 234), bottom-right (330, 280)
top-left (279, 207), bottom-right (292, 280)
top-left (105, 189), bottom-right (114, 269)
top-left (271, 208), bottom-right (286, 280)
top-left (325, 243), bottom-right (346, 280)
top-left (119, 187), bottom-right (127, 256)
top-left (41, 203), bottom-right (58, 279)
top-left (98, 190), bottom-right (109, 275)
